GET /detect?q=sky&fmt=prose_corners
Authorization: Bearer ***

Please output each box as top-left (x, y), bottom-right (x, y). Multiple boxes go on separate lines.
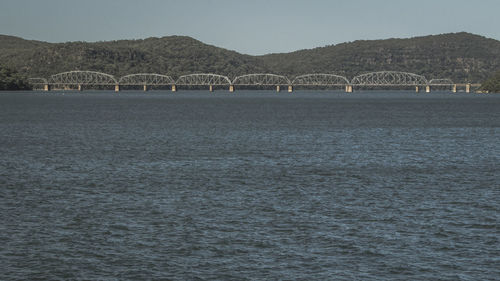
top-left (1, 0), bottom-right (500, 55)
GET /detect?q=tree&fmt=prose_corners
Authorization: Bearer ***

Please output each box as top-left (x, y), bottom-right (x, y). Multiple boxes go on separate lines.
top-left (481, 70), bottom-right (500, 93)
top-left (0, 65), bottom-right (30, 90)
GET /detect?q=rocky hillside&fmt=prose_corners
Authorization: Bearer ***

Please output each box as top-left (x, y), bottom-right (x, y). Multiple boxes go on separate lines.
top-left (1, 32), bottom-right (499, 83)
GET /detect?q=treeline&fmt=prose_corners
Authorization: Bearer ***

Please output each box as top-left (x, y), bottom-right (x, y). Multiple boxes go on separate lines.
top-left (481, 70), bottom-right (500, 93)
top-left (0, 65), bottom-right (30, 90)
top-left (1, 32), bottom-right (500, 85)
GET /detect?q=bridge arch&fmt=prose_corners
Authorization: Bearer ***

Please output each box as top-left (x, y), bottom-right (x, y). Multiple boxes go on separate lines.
top-left (232, 74), bottom-right (291, 86)
top-left (119, 73), bottom-right (174, 85)
top-left (351, 71), bottom-right (427, 86)
top-left (48, 71), bottom-right (117, 85)
top-left (292, 74), bottom-right (349, 86)
top-left (176, 73), bottom-right (231, 86)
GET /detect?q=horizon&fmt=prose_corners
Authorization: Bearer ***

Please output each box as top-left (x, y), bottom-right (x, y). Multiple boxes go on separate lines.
top-left (1, 0), bottom-right (500, 55)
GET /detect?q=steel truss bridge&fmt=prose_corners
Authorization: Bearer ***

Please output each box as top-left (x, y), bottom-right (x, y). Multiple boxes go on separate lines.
top-left (119, 73), bottom-right (174, 85)
top-left (233, 74), bottom-right (290, 86)
top-left (292, 74), bottom-right (350, 86)
top-left (176, 74), bottom-right (231, 86)
top-left (29, 70), bottom-right (481, 93)
top-left (351, 71), bottom-right (427, 86)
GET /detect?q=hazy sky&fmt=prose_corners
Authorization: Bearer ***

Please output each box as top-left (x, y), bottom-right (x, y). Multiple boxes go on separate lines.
top-left (1, 0), bottom-right (499, 55)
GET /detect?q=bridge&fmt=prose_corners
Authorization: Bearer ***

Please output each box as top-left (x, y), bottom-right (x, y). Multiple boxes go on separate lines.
top-left (29, 70), bottom-right (482, 93)
top-left (118, 73), bottom-right (174, 91)
top-left (175, 73), bottom-right (232, 92)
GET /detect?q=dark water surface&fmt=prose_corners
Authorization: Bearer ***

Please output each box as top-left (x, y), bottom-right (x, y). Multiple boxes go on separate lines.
top-left (1, 91), bottom-right (499, 280)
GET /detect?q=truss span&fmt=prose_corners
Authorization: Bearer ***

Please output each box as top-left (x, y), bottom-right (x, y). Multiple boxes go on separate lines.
top-left (176, 73), bottom-right (231, 86)
top-left (49, 71), bottom-right (117, 85)
top-left (351, 71), bottom-right (427, 86)
top-left (119, 73), bottom-right (174, 85)
top-left (429, 78), bottom-right (454, 86)
top-left (233, 74), bottom-right (291, 86)
top-left (292, 74), bottom-right (349, 86)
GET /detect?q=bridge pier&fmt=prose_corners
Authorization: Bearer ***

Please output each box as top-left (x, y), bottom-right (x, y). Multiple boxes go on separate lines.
top-left (143, 85), bottom-right (148, 92)
top-left (78, 84), bottom-right (82, 91)
top-left (345, 85), bottom-right (353, 93)
top-left (171, 84), bottom-right (177, 92)
top-left (276, 85), bottom-right (281, 92)
top-left (452, 84), bottom-right (457, 93)
top-left (466, 83), bottom-right (471, 93)
top-left (415, 86), bottom-right (420, 93)
top-left (209, 85), bottom-right (214, 92)
top-left (115, 84), bottom-right (120, 92)
top-left (229, 85), bottom-right (234, 92)
top-left (288, 85), bottom-right (293, 93)
top-left (44, 84), bottom-right (50, 91)
top-left (426, 85), bottom-right (431, 93)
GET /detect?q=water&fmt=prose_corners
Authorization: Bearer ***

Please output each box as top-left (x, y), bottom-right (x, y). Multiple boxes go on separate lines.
top-left (1, 90), bottom-right (499, 280)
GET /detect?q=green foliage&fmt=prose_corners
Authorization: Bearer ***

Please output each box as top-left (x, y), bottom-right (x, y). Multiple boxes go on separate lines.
top-left (260, 32), bottom-right (500, 83)
top-left (0, 64), bottom-right (30, 90)
top-left (1, 32), bottom-right (499, 83)
top-left (481, 70), bottom-right (500, 93)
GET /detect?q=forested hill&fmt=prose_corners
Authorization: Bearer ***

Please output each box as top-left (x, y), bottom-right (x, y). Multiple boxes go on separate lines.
top-left (262, 33), bottom-right (500, 83)
top-left (0, 35), bottom-right (267, 78)
top-left (1, 32), bottom-right (499, 83)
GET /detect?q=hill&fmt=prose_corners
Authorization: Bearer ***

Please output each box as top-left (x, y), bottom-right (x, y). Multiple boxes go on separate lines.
top-left (262, 33), bottom-right (500, 83)
top-left (0, 35), bottom-right (268, 79)
top-left (0, 32), bottom-right (499, 83)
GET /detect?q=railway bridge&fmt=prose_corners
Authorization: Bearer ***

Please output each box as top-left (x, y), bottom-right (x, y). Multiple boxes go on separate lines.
top-left (29, 70), bottom-right (481, 93)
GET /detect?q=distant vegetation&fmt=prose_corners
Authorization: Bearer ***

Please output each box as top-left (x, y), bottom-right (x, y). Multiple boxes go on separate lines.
top-left (0, 64), bottom-right (29, 90)
top-left (262, 33), bottom-right (500, 83)
top-left (481, 70), bottom-right (500, 93)
top-left (0, 32), bottom-right (499, 85)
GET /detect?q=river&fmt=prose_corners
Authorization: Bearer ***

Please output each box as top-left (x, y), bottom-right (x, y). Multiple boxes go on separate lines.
top-left (1, 90), bottom-right (499, 280)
